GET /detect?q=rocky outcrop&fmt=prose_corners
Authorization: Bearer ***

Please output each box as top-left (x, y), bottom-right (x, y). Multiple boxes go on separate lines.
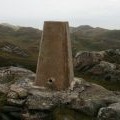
top-left (0, 66), bottom-right (35, 86)
top-left (98, 102), bottom-right (120, 120)
top-left (0, 66), bottom-right (120, 120)
top-left (89, 61), bottom-right (116, 75)
top-left (5, 77), bottom-right (120, 120)
top-left (74, 51), bottom-right (105, 71)
top-left (0, 66), bottom-right (35, 119)
top-left (0, 66), bottom-right (35, 120)
top-left (74, 49), bottom-right (120, 82)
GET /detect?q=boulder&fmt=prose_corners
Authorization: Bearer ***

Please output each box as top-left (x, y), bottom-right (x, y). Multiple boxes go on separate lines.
top-left (105, 49), bottom-right (120, 64)
top-left (98, 102), bottom-right (120, 120)
top-left (89, 61), bottom-right (116, 75)
top-left (74, 51), bottom-right (105, 71)
top-left (71, 99), bottom-right (106, 116)
top-left (0, 66), bottom-right (120, 120)
top-left (0, 66), bottom-right (35, 94)
top-left (0, 66), bottom-right (34, 81)
top-left (74, 49), bottom-right (120, 71)
top-left (10, 85), bottom-right (28, 98)
top-left (69, 77), bottom-right (90, 92)
top-left (89, 61), bottom-right (120, 82)
top-left (74, 49), bottom-right (120, 83)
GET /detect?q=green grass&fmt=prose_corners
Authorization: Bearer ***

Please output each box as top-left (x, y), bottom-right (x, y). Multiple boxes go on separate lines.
top-left (0, 50), bottom-right (37, 72)
top-left (75, 72), bottom-right (120, 91)
top-left (0, 24), bottom-right (120, 73)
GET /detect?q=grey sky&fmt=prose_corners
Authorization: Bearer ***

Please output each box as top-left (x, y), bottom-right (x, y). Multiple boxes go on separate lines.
top-left (0, 0), bottom-right (120, 29)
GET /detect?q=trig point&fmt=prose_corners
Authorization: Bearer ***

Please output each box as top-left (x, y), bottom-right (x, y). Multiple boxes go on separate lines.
top-left (35, 21), bottom-right (74, 90)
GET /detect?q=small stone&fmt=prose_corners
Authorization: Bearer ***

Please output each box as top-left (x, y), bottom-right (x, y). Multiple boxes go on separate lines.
top-left (10, 85), bottom-right (28, 98)
top-left (7, 91), bottom-right (18, 99)
top-left (7, 98), bottom-right (26, 106)
top-left (0, 84), bottom-right (9, 94)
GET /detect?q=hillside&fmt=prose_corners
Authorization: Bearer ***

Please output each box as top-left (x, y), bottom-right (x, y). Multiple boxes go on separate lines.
top-left (71, 25), bottom-right (120, 54)
top-left (0, 23), bottom-right (120, 71)
top-left (0, 24), bottom-right (42, 71)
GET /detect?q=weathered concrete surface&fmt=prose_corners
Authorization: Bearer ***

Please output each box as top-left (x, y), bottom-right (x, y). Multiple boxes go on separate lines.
top-left (35, 21), bottom-right (74, 90)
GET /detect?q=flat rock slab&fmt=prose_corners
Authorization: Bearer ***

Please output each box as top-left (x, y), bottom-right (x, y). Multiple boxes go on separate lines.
top-left (26, 90), bottom-right (78, 110)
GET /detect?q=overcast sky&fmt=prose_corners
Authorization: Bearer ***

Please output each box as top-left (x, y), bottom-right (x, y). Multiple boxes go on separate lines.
top-left (0, 0), bottom-right (120, 29)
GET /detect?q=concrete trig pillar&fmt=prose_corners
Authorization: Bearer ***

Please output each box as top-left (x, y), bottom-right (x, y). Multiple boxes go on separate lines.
top-left (35, 21), bottom-right (74, 90)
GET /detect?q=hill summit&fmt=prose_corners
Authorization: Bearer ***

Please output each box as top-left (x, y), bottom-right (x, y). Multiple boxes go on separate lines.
top-left (0, 23), bottom-right (120, 71)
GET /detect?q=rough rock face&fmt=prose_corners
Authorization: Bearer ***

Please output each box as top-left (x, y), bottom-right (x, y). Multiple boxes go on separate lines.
top-left (89, 61), bottom-right (116, 75)
top-left (0, 66), bottom-right (35, 120)
top-left (6, 77), bottom-right (119, 120)
top-left (74, 51), bottom-right (105, 71)
top-left (0, 66), bottom-right (120, 120)
top-left (98, 103), bottom-right (120, 120)
top-left (8, 84), bottom-right (28, 99)
top-left (0, 66), bottom-right (35, 87)
top-left (74, 49), bottom-right (120, 82)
